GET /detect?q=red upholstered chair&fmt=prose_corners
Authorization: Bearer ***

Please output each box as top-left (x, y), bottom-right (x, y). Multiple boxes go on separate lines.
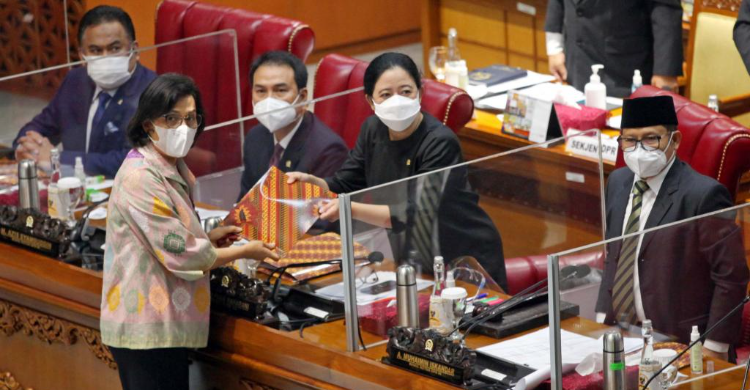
top-left (503, 252), bottom-right (605, 295)
top-left (155, 0), bottom-right (314, 177)
top-left (313, 53), bottom-right (474, 148)
top-left (616, 86), bottom-right (750, 200)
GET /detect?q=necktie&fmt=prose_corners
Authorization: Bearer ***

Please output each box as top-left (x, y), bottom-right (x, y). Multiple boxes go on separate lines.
top-left (411, 173), bottom-right (443, 262)
top-left (268, 143), bottom-right (285, 169)
top-left (92, 92), bottom-right (112, 130)
top-left (611, 180), bottom-right (649, 324)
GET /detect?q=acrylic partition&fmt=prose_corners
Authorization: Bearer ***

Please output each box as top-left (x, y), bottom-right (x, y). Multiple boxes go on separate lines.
top-left (190, 85), bottom-right (365, 210)
top-left (545, 201), bottom-right (750, 390)
top-left (326, 128), bottom-right (608, 353)
top-left (1, 0), bottom-right (76, 78)
top-left (0, 31), bottom-right (241, 181)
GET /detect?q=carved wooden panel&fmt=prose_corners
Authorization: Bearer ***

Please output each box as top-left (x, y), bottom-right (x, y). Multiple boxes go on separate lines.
top-left (0, 371), bottom-right (31, 390)
top-left (700, 0), bottom-right (742, 12)
top-left (0, 0), bottom-right (84, 94)
top-left (0, 298), bottom-right (117, 370)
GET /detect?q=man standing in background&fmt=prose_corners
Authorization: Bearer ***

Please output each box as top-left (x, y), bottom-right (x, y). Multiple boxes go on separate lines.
top-left (545, 0), bottom-right (683, 97)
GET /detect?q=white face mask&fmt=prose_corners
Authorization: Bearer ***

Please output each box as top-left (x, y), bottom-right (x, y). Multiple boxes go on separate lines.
top-left (149, 123), bottom-right (197, 158)
top-left (623, 133), bottom-right (674, 178)
top-left (84, 52), bottom-right (134, 90)
top-left (253, 94), bottom-right (301, 133)
top-left (373, 94), bottom-right (421, 132)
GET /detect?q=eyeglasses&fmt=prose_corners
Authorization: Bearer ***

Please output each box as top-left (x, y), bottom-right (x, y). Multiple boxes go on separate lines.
top-left (161, 113), bottom-right (202, 129)
top-left (617, 135), bottom-right (664, 152)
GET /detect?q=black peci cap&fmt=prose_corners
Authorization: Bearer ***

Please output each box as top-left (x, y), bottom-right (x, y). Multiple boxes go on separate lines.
top-left (621, 95), bottom-right (679, 129)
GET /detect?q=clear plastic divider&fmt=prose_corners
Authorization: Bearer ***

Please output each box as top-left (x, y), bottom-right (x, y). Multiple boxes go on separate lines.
top-left (329, 128), bottom-right (607, 353)
top-left (549, 201), bottom-right (750, 389)
top-left (0, 32), bottom-right (241, 183)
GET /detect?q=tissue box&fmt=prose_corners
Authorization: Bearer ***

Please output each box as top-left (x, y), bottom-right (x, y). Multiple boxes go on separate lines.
top-left (554, 103), bottom-right (609, 135)
top-left (359, 294), bottom-right (431, 337)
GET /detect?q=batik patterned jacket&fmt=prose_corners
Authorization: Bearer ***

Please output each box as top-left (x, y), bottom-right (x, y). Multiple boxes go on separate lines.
top-left (100, 144), bottom-right (217, 349)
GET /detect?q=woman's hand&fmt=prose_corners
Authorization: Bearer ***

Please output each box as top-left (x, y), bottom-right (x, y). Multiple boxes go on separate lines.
top-left (208, 226), bottom-right (242, 248)
top-left (317, 199), bottom-right (340, 222)
top-left (286, 171), bottom-right (329, 191)
top-left (240, 241), bottom-right (280, 261)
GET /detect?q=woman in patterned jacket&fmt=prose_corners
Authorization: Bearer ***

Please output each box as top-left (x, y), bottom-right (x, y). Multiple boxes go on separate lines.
top-left (100, 73), bottom-right (278, 390)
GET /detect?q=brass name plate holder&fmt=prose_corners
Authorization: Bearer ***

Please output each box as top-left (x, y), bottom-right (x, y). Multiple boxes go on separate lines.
top-left (0, 205), bottom-right (70, 258)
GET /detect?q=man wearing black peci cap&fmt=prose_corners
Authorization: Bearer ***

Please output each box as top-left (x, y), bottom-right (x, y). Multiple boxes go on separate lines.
top-left (595, 96), bottom-right (748, 361)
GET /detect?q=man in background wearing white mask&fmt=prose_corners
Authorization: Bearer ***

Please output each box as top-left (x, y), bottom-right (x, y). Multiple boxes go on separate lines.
top-left (238, 51), bottom-right (348, 199)
top-left (14, 5), bottom-right (156, 178)
top-left (595, 96), bottom-right (747, 361)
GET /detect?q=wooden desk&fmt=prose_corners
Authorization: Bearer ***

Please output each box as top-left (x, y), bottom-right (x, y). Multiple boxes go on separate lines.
top-left (458, 111), bottom-right (615, 258)
top-left (1, 243), bottom-right (745, 390)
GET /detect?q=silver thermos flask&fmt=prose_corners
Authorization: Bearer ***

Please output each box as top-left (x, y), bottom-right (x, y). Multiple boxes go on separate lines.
top-left (18, 159), bottom-right (40, 210)
top-left (603, 330), bottom-right (627, 390)
top-left (396, 264), bottom-right (419, 328)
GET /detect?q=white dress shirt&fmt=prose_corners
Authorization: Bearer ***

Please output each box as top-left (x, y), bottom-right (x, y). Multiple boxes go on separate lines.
top-left (270, 115), bottom-right (303, 160)
top-left (86, 87), bottom-right (117, 152)
top-left (546, 32), bottom-right (565, 56)
top-left (596, 159), bottom-right (728, 353)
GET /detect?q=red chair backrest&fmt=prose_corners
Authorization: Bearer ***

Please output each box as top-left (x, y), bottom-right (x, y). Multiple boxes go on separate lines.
top-left (616, 86), bottom-right (750, 200)
top-left (313, 53), bottom-right (474, 149)
top-left (155, 0), bottom-right (315, 176)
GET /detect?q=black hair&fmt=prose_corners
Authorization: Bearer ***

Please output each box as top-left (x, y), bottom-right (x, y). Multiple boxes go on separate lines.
top-left (127, 74), bottom-right (206, 148)
top-left (249, 51), bottom-right (307, 91)
top-left (78, 5), bottom-right (136, 45)
top-left (363, 52), bottom-right (422, 97)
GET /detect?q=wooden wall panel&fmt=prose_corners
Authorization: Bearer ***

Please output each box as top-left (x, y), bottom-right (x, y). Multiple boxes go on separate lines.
top-left (439, 0), bottom-right (506, 49)
top-left (423, 0), bottom-right (552, 75)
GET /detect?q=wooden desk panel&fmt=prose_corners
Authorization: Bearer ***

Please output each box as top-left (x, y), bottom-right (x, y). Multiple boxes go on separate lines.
top-left (0, 245), bottom-right (744, 390)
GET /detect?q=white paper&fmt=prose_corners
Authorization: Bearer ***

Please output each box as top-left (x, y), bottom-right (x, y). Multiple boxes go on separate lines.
top-left (608, 115), bottom-right (622, 129)
top-left (313, 271), bottom-right (433, 304)
top-left (195, 207), bottom-right (229, 221)
top-left (478, 328), bottom-right (602, 390)
top-left (486, 71), bottom-right (557, 95)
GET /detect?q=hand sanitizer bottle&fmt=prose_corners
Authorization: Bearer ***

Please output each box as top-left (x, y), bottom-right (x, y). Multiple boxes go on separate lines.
top-left (690, 326), bottom-right (703, 374)
top-left (631, 69), bottom-right (643, 94)
top-left (585, 64), bottom-right (607, 110)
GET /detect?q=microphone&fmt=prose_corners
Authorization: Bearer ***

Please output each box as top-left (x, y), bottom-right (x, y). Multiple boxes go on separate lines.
top-left (642, 295), bottom-right (750, 389)
top-left (455, 264), bottom-right (590, 340)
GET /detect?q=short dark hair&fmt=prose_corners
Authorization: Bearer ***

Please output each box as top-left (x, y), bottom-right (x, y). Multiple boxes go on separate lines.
top-left (78, 6), bottom-right (136, 45)
top-left (363, 52), bottom-right (422, 97)
top-left (127, 74), bottom-right (206, 148)
top-left (249, 51), bottom-right (307, 91)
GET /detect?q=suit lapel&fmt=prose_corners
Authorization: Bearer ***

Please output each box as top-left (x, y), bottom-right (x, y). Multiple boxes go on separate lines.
top-left (278, 113), bottom-right (311, 172)
top-left (640, 161), bottom-right (682, 254)
top-left (608, 171), bottom-right (634, 239)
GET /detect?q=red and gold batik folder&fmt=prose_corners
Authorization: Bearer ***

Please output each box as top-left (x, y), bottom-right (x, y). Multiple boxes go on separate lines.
top-left (223, 166), bottom-right (336, 254)
top-left (258, 232), bottom-right (371, 282)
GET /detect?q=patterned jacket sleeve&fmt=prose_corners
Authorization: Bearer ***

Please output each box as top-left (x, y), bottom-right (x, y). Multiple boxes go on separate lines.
top-left (114, 166), bottom-right (217, 281)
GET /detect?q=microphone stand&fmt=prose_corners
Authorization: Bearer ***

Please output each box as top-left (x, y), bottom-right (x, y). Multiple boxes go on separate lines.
top-left (743, 355), bottom-right (750, 390)
top-left (643, 295), bottom-right (750, 389)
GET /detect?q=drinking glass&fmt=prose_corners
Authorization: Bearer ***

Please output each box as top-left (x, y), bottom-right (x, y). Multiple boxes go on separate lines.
top-left (428, 46), bottom-right (448, 82)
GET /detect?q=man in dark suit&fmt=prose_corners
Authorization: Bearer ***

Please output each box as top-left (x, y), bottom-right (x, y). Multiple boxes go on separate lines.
top-left (238, 51), bottom-right (348, 198)
top-left (595, 96), bottom-right (748, 360)
top-left (734, 0), bottom-right (750, 74)
top-left (14, 5), bottom-right (156, 178)
top-left (545, 0), bottom-right (683, 97)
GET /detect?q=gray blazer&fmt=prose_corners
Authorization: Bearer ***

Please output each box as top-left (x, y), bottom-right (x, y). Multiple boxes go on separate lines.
top-left (545, 0), bottom-right (683, 97)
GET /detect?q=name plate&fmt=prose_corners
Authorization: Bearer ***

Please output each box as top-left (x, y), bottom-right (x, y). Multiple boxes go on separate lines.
top-left (565, 129), bottom-right (618, 163)
top-left (387, 346), bottom-right (467, 385)
top-left (0, 206), bottom-right (69, 258)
